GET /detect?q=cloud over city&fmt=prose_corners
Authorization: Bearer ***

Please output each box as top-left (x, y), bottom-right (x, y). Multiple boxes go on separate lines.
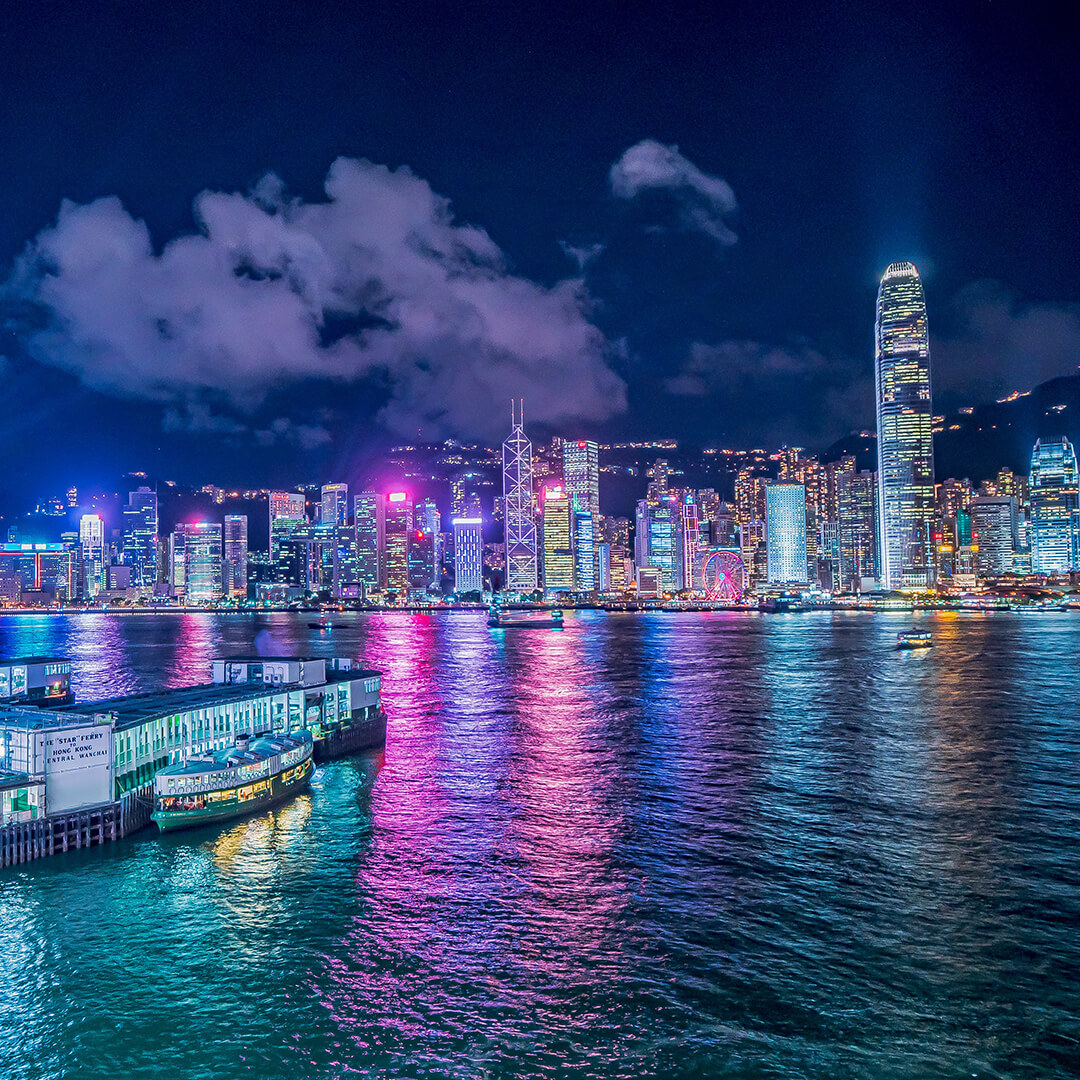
top-left (609, 140), bottom-right (738, 244)
top-left (7, 157), bottom-right (628, 440)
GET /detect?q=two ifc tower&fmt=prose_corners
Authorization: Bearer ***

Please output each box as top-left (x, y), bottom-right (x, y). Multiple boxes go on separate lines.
top-left (499, 262), bottom-right (937, 596)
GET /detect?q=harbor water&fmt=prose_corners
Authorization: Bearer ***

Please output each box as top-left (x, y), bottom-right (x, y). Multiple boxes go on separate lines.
top-left (0, 610), bottom-right (1078, 1079)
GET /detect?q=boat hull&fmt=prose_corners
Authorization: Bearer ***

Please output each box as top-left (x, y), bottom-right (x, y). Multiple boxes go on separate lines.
top-left (152, 758), bottom-right (314, 832)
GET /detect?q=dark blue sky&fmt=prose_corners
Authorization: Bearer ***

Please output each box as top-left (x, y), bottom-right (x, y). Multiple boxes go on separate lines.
top-left (1, 0), bottom-right (1078, 501)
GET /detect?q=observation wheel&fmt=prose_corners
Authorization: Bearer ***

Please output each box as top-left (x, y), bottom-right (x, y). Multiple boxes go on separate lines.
top-left (703, 550), bottom-right (746, 602)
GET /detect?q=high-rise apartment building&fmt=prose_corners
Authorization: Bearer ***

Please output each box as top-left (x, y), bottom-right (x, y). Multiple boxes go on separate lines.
top-left (634, 496), bottom-right (683, 593)
top-left (174, 523), bottom-right (223, 603)
top-left (354, 491), bottom-right (386, 596)
top-left (1029, 437), bottom-right (1079, 574)
top-left (837, 469), bottom-right (879, 592)
top-left (969, 496), bottom-right (1018, 577)
top-left (875, 262), bottom-right (934, 589)
top-left (385, 493), bottom-right (413, 593)
top-left (503, 401), bottom-right (538, 596)
top-left (453, 516), bottom-right (483, 594)
top-left (122, 487), bottom-right (158, 590)
top-left (79, 514), bottom-right (105, 598)
top-left (572, 501), bottom-right (595, 593)
top-left (563, 440), bottom-right (600, 518)
top-left (765, 484), bottom-right (808, 585)
top-left (224, 515), bottom-right (248, 599)
top-left (541, 485), bottom-right (574, 597)
top-left (320, 483), bottom-right (349, 527)
top-left (269, 491), bottom-right (307, 581)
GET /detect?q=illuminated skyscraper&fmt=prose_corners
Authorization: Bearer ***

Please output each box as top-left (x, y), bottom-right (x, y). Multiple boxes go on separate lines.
top-left (354, 491), bottom-right (386, 595)
top-left (875, 262), bottom-right (934, 589)
top-left (224, 515), bottom-right (248, 599)
top-left (969, 496), bottom-right (1018, 577)
top-left (572, 500), bottom-right (595, 593)
top-left (837, 469), bottom-right (879, 592)
top-left (634, 496), bottom-right (683, 592)
top-left (1029, 437), bottom-right (1079, 573)
top-left (320, 483), bottom-right (349, 527)
top-left (385, 492), bottom-right (413, 593)
top-left (453, 516), bottom-right (484, 594)
top-left (503, 400), bottom-right (538, 595)
top-left (173, 522), bottom-right (223, 603)
top-left (766, 484), bottom-right (808, 584)
top-left (563, 440), bottom-right (600, 517)
top-left (541, 485), bottom-right (574, 597)
top-left (122, 487), bottom-right (158, 590)
top-left (79, 514), bottom-right (105, 598)
top-left (269, 491), bottom-right (307, 580)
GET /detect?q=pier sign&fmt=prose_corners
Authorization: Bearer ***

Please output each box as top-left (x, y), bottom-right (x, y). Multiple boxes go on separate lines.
top-left (43, 724), bottom-right (114, 814)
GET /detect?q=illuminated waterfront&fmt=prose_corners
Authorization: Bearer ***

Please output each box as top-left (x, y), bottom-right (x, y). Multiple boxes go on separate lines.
top-left (0, 611), bottom-right (1077, 1079)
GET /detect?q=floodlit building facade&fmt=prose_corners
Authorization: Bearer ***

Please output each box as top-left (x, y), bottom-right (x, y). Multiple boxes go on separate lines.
top-left (875, 262), bottom-right (935, 589)
top-left (562, 439), bottom-right (600, 517)
top-left (1029, 437), bottom-right (1079, 574)
top-left (453, 517), bottom-right (483, 594)
top-left (354, 491), bottom-right (386, 596)
top-left (766, 484), bottom-right (808, 584)
top-left (224, 515), bottom-right (248, 599)
top-left (541, 486), bottom-right (574, 597)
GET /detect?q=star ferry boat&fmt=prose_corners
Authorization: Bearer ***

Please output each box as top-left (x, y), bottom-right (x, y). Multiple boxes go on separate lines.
top-left (151, 730), bottom-right (314, 832)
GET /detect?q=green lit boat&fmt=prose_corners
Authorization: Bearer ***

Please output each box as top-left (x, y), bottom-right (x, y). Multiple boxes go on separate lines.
top-left (151, 731), bottom-right (314, 832)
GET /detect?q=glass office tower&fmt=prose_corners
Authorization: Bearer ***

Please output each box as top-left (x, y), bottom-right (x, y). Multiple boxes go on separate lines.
top-left (875, 262), bottom-right (934, 589)
top-left (1029, 436), bottom-right (1079, 573)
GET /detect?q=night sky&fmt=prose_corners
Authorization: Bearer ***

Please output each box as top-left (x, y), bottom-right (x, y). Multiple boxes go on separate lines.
top-left (1, 1), bottom-right (1078, 501)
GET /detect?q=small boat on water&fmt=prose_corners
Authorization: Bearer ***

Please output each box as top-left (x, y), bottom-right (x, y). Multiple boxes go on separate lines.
top-left (487, 606), bottom-right (564, 629)
top-left (151, 730), bottom-right (314, 832)
top-left (897, 629), bottom-right (933, 649)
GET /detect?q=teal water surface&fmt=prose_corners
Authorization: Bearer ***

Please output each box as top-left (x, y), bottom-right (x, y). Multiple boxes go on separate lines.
top-left (0, 610), bottom-right (1078, 1079)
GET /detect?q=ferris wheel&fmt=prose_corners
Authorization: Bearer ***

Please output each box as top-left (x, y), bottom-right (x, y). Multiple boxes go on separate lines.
top-left (702, 550), bottom-right (747, 602)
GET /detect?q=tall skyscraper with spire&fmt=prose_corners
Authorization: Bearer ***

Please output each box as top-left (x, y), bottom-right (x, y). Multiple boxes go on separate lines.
top-left (503, 399), bottom-right (538, 595)
top-left (875, 261), bottom-right (934, 589)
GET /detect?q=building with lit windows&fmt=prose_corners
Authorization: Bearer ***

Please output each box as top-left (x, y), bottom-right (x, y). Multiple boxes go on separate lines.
top-left (269, 492), bottom-right (307, 581)
top-left (385, 493), bottom-right (413, 593)
top-left (122, 487), bottom-right (158, 590)
top-left (0, 545), bottom-right (76, 604)
top-left (837, 469), bottom-right (879, 592)
top-left (572, 501), bottom-right (595, 593)
top-left (453, 517), bottom-right (483, 594)
top-left (541, 486), bottom-right (574, 597)
top-left (320, 483), bottom-right (349, 527)
top-left (1029, 437), bottom-right (1079, 574)
top-left (766, 484), bottom-right (808, 585)
top-left (503, 401), bottom-right (538, 595)
top-left (875, 262), bottom-right (935, 589)
top-left (79, 514), bottom-right (106, 599)
top-left (354, 491), bottom-right (385, 596)
top-left (634, 496), bottom-right (683, 593)
top-left (969, 496), bottom-right (1018, 577)
top-left (563, 439), bottom-right (600, 517)
top-left (174, 523), bottom-right (223, 603)
top-left (224, 515), bottom-right (248, 599)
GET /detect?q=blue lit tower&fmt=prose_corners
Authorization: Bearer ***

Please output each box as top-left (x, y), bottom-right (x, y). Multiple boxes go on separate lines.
top-left (875, 262), bottom-right (935, 589)
top-left (1029, 436), bottom-right (1079, 573)
top-left (765, 484), bottom-right (808, 584)
top-left (503, 399), bottom-right (538, 595)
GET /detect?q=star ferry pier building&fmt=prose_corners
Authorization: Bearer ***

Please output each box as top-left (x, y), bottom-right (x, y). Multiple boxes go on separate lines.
top-left (0, 656), bottom-right (384, 867)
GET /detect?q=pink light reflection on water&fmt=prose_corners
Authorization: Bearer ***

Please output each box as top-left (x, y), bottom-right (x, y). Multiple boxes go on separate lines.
top-left (315, 613), bottom-right (636, 1054)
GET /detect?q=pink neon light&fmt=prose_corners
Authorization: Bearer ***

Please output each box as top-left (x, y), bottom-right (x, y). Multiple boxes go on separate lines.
top-left (388, 492), bottom-right (407, 503)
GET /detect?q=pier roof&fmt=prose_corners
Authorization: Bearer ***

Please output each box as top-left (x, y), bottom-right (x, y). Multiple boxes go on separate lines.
top-left (82, 682), bottom-right (297, 731)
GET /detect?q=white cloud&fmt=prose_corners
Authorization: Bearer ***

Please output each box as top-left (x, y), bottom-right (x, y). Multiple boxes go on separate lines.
top-left (609, 139), bottom-right (737, 244)
top-left (9, 157), bottom-right (627, 439)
